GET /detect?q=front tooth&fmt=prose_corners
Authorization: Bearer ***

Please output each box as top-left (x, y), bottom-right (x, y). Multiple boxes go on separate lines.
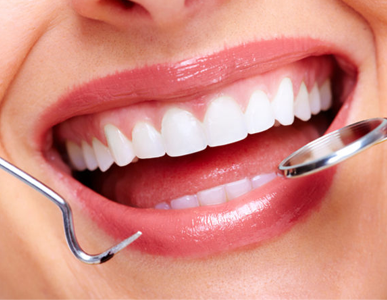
top-left (294, 82), bottom-right (311, 121)
top-left (271, 77), bottom-right (294, 126)
top-left (225, 178), bottom-right (252, 200)
top-left (320, 79), bottom-right (332, 111)
top-left (132, 122), bottom-right (165, 159)
top-left (204, 96), bottom-right (247, 147)
top-left (104, 124), bottom-right (135, 167)
top-left (309, 83), bottom-right (321, 115)
top-left (66, 141), bottom-right (87, 171)
top-left (197, 185), bottom-right (227, 206)
top-left (92, 138), bottom-right (114, 172)
top-left (81, 141), bottom-right (98, 171)
top-left (170, 195), bottom-right (199, 209)
top-left (244, 90), bottom-right (275, 134)
top-left (161, 108), bottom-right (207, 157)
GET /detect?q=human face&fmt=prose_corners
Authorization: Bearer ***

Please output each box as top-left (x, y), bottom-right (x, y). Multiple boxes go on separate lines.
top-left (0, 0), bottom-right (386, 298)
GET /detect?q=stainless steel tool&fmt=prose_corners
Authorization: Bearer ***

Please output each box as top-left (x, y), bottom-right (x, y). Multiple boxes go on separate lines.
top-left (0, 157), bottom-right (141, 264)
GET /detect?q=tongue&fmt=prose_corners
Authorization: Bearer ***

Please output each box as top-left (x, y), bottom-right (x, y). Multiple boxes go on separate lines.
top-left (82, 117), bottom-right (328, 208)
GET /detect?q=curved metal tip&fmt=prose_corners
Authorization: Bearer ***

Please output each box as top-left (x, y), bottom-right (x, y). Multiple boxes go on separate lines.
top-left (111, 231), bottom-right (142, 254)
top-left (71, 230), bottom-right (142, 265)
top-left (0, 157), bottom-right (142, 265)
top-left (93, 231), bottom-right (142, 265)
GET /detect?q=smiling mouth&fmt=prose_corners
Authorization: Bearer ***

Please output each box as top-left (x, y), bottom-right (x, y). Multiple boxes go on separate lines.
top-left (42, 38), bottom-right (357, 258)
top-left (58, 55), bottom-right (338, 208)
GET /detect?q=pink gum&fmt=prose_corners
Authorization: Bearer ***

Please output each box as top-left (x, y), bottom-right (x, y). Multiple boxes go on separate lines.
top-left (55, 56), bottom-right (333, 146)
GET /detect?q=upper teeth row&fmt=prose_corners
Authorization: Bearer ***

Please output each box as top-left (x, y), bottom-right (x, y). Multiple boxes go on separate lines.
top-left (66, 77), bottom-right (332, 172)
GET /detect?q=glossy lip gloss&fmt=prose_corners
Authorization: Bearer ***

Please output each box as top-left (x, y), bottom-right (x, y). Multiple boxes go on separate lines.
top-left (34, 37), bottom-right (356, 144)
top-left (38, 37), bottom-right (356, 258)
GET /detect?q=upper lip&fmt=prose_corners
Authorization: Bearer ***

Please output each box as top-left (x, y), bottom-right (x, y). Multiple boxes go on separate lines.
top-left (36, 37), bottom-right (357, 258)
top-left (35, 37), bottom-right (357, 150)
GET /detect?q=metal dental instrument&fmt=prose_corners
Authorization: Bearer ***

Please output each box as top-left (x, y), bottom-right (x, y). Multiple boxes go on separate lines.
top-left (0, 158), bottom-right (141, 264)
top-left (278, 117), bottom-right (387, 178)
top-left (2, 118), bottom-right (385, 263)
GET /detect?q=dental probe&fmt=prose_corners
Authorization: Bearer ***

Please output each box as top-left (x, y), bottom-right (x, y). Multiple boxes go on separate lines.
top-left (0, 157), bottom-right (141, 264)
top-left (278, 117), bottom-right (387, 178)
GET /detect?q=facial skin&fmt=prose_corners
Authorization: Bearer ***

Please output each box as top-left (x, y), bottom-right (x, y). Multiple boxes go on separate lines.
top-left (0, 0), bottom-right (387, 298)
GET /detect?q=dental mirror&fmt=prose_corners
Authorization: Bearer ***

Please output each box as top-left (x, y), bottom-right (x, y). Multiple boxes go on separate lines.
top-left (278, 117), bottom-right (387, 178)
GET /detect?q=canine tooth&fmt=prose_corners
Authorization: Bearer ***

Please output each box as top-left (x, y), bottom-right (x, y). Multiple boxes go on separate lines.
top-left (320, 79), bottom-right (332, 111)
top-left (104, 124), bottom-right (135, 167)
top-left (294, 82), bottom-right (311, 121)
top-left (204, 96), bottom-right (247, 147)
top-left (92, 138), bottom-right (114, 172)
top-left (309, 83), bottom-right (321, 115)
top-left (271, 77), bottom-right (294, 126)
top-left (155, 202), bottom-right (171, 210)
top-left (244, 90), bottom-right (275, 134)
top-left (197, 185), bottom-right (227, 206)
top-left (251, 173), bottom-right (277, 189)
top-left (66, 141), bottom-right (87, 171)
top-left (162, 108), bottom-right (207, 157)
top-left (132, 122), bottom-right (165, 159)
top-left (170, 195), bottom-right (199, 209)
top-left (225, 178), bottom-right (252, 200)
top-left (81, 141), bottom-right (98, 171)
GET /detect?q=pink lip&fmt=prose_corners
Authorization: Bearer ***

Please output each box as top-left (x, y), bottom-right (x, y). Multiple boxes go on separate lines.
top-left (39, 37), bottom-right (355, 258)
top-left (77, 169), bottom-right (335, 257)
top-left (36, 37), bottom-right (355, 147)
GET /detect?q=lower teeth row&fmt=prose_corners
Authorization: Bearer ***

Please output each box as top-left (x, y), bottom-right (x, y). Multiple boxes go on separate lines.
top-left (155, 173), bottom-right (276, 210)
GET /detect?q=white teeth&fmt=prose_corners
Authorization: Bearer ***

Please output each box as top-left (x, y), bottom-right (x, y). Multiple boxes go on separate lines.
top-left (159, 173), bottom-right (277, 209)
top-left (271, 77), bottom-right (294, 126)
top-left (320, 79), bottom-right (332, 111)
top-left (197, 185), bottom-right (227, 206)
top-left (66, 141), bottom-right (87, 171)
top-left (204, 96), bottom-right (247, 147)
top-left (92, 138), bottom-right (114, 172)
top-left (244, 90), bottom-right (275, 134)
top-left (132, 122), bottom-right (165, 159)
top-left (225, 178), bottom-right (252, 200)
top-left (81, 141), bottom-right (98, 171)
top-left (294, 82), bottom-right (311, 121)
top-left (309, 83), bottom-right (321, 115)
top-left (161, 108), bottom-right (207, 157)
top-left (104, 124), bottom-right (135, 167)
top-left (170, 195), bottom-right (199, 209)
top-left (66, 75), bottom-right (333, 174)
top-left (251, 173), bottom-right (276, 189)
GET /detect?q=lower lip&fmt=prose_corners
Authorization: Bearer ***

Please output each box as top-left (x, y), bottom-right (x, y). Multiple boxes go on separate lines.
top-left (77, 169), bottom-right (333, 257)
top-left (63, 105), bottom-right (350, 258)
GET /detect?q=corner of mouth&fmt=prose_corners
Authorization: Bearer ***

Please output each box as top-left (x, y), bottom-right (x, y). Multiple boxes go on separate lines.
top-left (38, 37), bottom-right (358, 258)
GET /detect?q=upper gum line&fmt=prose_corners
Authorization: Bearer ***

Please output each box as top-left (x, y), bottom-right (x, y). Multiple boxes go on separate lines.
top-left (58, 56), bottom-right (334, 172)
